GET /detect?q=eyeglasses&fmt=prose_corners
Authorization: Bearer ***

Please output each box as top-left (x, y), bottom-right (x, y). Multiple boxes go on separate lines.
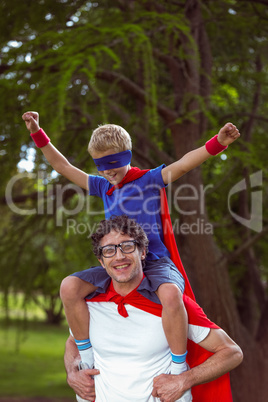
top-left (99, 240), bottom-right (138, 258)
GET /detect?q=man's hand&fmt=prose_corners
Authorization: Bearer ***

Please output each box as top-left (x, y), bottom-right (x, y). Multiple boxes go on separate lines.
top-left (152, 373), bottom-right (189, 402)
top-left (67, 367), bottom-right (100, 402)
top-left (217, 122), bottom-right (240, 146)
top-left (22, 111), bottom-right (40, 134)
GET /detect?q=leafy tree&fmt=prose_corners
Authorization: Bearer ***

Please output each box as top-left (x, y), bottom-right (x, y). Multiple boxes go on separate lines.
top-left (0, 1), bottom-right (268, 400)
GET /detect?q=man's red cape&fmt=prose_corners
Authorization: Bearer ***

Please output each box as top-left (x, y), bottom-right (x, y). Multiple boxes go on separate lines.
top-left (105, 167), bottom-right (233, 401)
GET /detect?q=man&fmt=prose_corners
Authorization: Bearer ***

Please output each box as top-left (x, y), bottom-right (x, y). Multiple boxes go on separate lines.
top-left (64, 215), bottom-right (243, 402)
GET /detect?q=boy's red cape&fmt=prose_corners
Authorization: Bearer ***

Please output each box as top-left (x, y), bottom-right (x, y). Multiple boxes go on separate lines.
top-left (106, 167), bottom-right (233, 401)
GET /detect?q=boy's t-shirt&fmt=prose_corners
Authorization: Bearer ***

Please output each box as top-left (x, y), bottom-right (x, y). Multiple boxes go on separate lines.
top-left (88, 165), bottom-right (169, 260)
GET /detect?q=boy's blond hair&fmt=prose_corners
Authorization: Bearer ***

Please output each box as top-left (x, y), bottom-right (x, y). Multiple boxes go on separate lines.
top-left (88, 124), bottom-right (132, 155)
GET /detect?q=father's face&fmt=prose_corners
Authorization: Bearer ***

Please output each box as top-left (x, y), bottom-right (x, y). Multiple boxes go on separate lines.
top-left (98, 230), bottom-right (146, 289)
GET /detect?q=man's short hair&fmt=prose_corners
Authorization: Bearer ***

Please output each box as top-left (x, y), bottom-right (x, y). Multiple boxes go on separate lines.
top-left (88, 124), bottom-right (132, 155)
top-left (91, 215), bottom-right (149, 259)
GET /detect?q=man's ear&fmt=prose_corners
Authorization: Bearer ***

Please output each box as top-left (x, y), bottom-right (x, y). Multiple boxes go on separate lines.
top-left (141, 248), bottom-right (146, 260)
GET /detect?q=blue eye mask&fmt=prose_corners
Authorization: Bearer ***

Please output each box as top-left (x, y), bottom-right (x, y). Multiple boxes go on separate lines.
top-left (93, 150), bottom-right (132, 171)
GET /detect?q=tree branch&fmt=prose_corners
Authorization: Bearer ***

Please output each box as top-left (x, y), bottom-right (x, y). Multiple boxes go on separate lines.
top-left (224, 226), bottom-right (268, 264)
top-left (95, 70), bottom-right (177, 123)
top-left (2, 185), bottom-right (86, 206)
top-left (238, 0), bottom-right (268, 5)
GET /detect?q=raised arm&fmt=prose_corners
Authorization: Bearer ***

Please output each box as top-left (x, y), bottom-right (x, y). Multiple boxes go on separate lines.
top-left (22, 112), bottom-right (89, 190)
top-left (152, 328), bottom-right (243, 401)
top-left (161, 123), bottom-right (240, 185)
top-left (64, 335), bottom-right (99, 402)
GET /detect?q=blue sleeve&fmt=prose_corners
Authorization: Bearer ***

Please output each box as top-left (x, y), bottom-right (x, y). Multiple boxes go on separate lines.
top-left (88, 175), bottom-right (110, 197)
top-left (144, 164), bottom-right (167, 188)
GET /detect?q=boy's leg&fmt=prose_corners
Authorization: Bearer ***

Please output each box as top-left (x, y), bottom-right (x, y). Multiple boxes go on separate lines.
top-left (60, 276), bottom-right (97, 368)
top-left (156, 283), bottom-right (187, 361)
top-left (156, 283), bottom-right (191, 401)
top-left (156, 283), bottom-right (191, 374)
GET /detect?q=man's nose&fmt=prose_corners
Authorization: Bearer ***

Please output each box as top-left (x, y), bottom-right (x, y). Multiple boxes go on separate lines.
top-left (115, 247), bottom-right (125, 258)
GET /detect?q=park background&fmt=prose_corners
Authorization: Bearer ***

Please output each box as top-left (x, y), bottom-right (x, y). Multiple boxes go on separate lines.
top-left (0, 0), bottom-right (267, 401)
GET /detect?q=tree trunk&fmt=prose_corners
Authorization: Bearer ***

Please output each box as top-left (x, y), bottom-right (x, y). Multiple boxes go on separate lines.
top-left (158, 1), bottom-right (268, 400)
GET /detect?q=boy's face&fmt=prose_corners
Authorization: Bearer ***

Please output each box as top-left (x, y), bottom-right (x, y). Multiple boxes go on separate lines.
top-left (91, 149), bottom-right (130, 185)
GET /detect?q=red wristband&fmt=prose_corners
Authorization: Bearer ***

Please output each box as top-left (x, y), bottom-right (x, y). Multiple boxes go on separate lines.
top-left (30, 128), bottom-right (50, 148)
top-left (205, 134), bottom-right (228, 155)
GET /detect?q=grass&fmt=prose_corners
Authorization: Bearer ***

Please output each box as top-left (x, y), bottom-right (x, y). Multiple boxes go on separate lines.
top-left (0, 294), bottom-right (75, 399)
top-left (0, 320), bottom-right (74, 399)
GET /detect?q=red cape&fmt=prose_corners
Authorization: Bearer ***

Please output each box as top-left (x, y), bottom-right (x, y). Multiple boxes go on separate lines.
top-left (106, 167), bottom-right (233, 401)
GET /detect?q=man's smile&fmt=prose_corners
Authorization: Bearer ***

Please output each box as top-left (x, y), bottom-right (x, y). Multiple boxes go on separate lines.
top-left (113, 263), bottom-right (131, 270)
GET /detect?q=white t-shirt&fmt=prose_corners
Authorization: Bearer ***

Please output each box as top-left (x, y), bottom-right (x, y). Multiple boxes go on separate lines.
top-left (87, 301), bottom-right (210, 402)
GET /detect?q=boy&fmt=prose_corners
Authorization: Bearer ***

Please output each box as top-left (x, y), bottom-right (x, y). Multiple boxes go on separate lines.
top-left (22, 112), bottom-right (240, 402)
